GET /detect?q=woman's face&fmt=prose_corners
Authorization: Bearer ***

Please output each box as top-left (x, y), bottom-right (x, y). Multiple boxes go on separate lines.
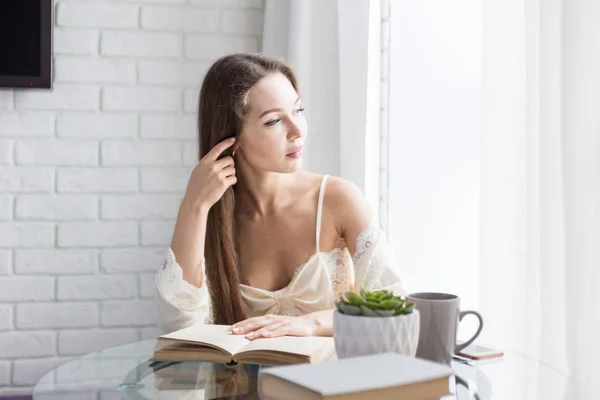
top-left (237, 73), bottom-right (307, 173)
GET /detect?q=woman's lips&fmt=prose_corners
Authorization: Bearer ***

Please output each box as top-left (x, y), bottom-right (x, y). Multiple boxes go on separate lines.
top-left (286, 148), bottom-right (303, 159)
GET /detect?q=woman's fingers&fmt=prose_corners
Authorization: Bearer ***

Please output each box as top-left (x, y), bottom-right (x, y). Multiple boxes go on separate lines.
top-left (221, 166), bottom-right (235, 178)
top-left (207, 137), bottom-right (236, 161)
top-left (254, 322), bottom-right (288, 339)
top-left (229, 316), bottom-right (310, 340)
top-left (214, 156), bottom-right (234, 170)
top-left (230, 316), bottom-right (274, 334)
top-left (226, 175), bottom-right (238, 186)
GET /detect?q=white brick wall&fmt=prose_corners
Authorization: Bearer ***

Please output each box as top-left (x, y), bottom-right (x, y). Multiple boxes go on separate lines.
top-left (139, 115), bottom-right (196, 139)
top-left (15, 140), bottom-right (99, 166)
top-left (138, 60), bottom-right (210, 85)
top-left (58, 221), bottom-right (139, 247)
top-left (0, 362), bottom-right (9, 386)
top-left (57, 114), bottom-right (137, 138)
top-left (0, 331), bottom-right (56, 358)
top-left (0, 142), bottom-right (12, 164)
top-left (0, 113), bottom-right (55, 137)
top-left (14, 84), bottom-right (100, 110)
top-left (16, 303), bottom-right (99, 329)
top-left (140, 7), bottom-right (219, 32)
top-left (0, 305), bottom-right (12, 330)
top-left (53, 28), bottom-right (100, 56)
top-left (57, 2), bottom-right (139, 29)
top-left (57, 168), bottom-right (139, 193)
top-left (16, 195), bottom-right (98, 220)
top-left (0, 277), bottom-right (55, 302)
top-left (140, 167), bottom-right (191, 192)
top-left (101, 31), bottom-right (183, 58)
top-left (54, 58), bottom-right (137, 84)
top-left (0, 251), bottom-right (11, 275)
top-left (11, 358), bottom-right (68, 386)
top-left (0, 0), bottom-right (263, 394)
top-left (15, 249), bottom-right (99, 274)
top-left (100, 141), bottom-right (182, 166)
top-left (0, 196), bottom-right (12, 220)
top-left (58, 328), bottom-right (138, 356)
top-left (0, 168), bottom-right (54, 192)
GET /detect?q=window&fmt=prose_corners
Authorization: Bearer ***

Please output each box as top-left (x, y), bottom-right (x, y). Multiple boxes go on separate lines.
top-left (383, 0), bottom-right (482, 312)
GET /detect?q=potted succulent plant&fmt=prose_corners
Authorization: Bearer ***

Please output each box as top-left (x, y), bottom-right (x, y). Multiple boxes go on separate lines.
top-left (333, 289), bottom-right (420, 359)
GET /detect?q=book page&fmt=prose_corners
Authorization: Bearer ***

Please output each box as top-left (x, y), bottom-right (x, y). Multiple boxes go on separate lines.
top-left (159, 324), bottom-right (250, 356)
top-left (238, 336), bottom-right (334, 357)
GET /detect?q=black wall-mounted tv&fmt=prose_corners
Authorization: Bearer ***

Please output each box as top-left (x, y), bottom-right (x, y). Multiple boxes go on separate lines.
top-left (0, 0), bottom-right (52, 89)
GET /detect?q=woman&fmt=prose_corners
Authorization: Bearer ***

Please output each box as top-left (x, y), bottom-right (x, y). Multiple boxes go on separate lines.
top-left (154, 53), bottom-right (407, 341)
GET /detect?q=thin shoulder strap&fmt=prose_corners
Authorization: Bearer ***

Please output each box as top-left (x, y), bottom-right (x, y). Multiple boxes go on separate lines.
top-left (315, 175), bottom-right (329, 252)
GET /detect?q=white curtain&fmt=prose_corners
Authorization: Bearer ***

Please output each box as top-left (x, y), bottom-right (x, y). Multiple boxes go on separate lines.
top-left (262, 0), bottom-right (340, 177)
top-left (262, 0), bottom-right (382, 208)
top-left (479, 0), bottom-right (599, 398)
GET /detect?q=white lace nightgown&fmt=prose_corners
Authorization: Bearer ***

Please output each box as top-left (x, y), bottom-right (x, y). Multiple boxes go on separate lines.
top-left (153, 175), bottom-right (408, 333)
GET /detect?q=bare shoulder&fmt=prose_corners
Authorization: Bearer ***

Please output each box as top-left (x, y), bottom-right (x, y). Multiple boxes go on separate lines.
top-left (323, 176), bottom-right (366, 207)
top-left (322, 175), bottom-right (372, 235)
top-left (289, 172), bottom-right (373, 232)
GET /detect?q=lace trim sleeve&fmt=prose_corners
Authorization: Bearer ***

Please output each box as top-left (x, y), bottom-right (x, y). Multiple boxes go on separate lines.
top-left (155, 248), bottom-right (212, 319)
top-left (351, 220), bottom-right (409, 296)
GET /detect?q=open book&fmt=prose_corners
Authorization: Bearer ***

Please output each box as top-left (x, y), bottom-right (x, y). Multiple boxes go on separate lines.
top-left (153, 324), bottom-right (336, 365)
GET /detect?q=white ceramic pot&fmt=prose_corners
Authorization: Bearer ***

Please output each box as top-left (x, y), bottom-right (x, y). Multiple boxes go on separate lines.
top-left (333, 310), bottom-right (420, 359)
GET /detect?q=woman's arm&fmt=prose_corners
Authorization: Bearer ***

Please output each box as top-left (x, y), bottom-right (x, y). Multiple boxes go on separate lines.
top-left (170, 198), bottom-right (210, 288)
top-left (302, 309), bottom-right (334, 336)
top-left (324, 177), bottom-right (373, 256)
top-left (170, 137), bottom-right (237, 288)
top-left (153, 199), bottom-right (212, 333)
top-left (153, 244), bottom-right (213, 333)
top-left (327, 177), bottom-right (408, 295)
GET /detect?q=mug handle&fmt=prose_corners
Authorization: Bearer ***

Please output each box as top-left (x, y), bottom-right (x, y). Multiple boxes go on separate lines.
top-left (455, 310), bottom-right (484, 353)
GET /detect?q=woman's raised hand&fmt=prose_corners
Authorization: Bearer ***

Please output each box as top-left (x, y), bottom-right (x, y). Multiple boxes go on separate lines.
top-left (183, 137), bottom-right (237, 213)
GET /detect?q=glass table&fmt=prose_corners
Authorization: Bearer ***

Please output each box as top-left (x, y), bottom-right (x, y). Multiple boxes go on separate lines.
top-left (32, 340), bottom-right (576, 400)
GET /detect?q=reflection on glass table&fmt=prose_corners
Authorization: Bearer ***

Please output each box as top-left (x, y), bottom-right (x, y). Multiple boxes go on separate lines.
top-left (32, 340), bottom-right (576, 400)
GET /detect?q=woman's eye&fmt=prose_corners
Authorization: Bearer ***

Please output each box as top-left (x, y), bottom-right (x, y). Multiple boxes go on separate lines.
top-left (265, 119), bottom-right (280, 126)
top-left (264, 108), bottom-right (304, 126)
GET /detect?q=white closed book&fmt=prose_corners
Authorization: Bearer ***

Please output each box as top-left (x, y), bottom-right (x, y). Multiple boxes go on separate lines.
top-left (258, 352), bottom-right (453, 400)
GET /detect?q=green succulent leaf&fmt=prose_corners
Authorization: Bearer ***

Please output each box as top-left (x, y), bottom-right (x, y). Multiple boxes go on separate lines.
top-left (375, 309), bottom-right (396, 317)
top-left (339, 303), bottom-right (362, 316)
top-left (365, 301), bottom-right (385, 310)
top-left (360, 288), bottom-right (367, 300)
top-left (393, 307), bottom-right (407, 316)
top-left (380, 299), bottom-right (403, 310)
top-left (380, 293), bottom-right (394, 301)
top-left (340, 298), bottom-right (352, 306)
top-left (365, 294), bottom-right (378, 302)
top-left (334, 301), bottom-right (343, 312)
top-left (360, 306), bottom-right (379, 317)
top-left (344, 291), bottom-right (366, 307)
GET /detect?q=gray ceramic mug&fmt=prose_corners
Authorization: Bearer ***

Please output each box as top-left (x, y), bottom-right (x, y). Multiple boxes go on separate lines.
top-left (407, 292), bottom-right (483, 364)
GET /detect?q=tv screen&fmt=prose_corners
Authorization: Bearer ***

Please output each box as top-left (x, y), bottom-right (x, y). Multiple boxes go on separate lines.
top-left (0, 0), bottom-right (52, 89)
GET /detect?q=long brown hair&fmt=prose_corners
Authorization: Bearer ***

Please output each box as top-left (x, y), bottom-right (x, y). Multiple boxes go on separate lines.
top-left (198, 53), bottom-right (299, 325)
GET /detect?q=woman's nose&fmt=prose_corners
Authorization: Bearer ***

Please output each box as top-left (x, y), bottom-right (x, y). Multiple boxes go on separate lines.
top-left (287, 117), bottom-right (304, 140)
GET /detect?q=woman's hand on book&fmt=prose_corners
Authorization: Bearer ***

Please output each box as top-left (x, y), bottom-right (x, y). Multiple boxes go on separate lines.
top-left (227, 314), bottom-right (317, 340)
